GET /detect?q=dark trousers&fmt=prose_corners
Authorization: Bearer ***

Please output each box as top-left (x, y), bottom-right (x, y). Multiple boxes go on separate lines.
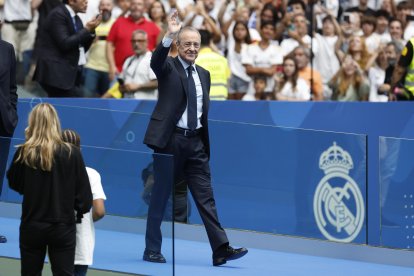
top-left (41, 66), bottom-right (84, 98)
top-left (20, 222), bottom-right (76, 276)
top-left (145, 132), bottom-right (228, 253)
top-left (74, 265), bottom-right (88, 276)
top-left (0, 136), bottom-right (12, 198)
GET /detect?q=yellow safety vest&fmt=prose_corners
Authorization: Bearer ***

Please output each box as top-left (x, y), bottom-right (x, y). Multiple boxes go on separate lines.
top-left (196, 48), bottom-right (230, 100)
top-left (404, 37), bottom-right (414, 95)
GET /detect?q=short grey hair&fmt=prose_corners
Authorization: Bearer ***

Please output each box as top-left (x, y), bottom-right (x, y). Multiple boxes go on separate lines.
top-left (176, 26), bottom-right (200, 44)
top-left (294, 45), bottom-right (311, 59)
top-left (132, 29), bottom-right (148, 38)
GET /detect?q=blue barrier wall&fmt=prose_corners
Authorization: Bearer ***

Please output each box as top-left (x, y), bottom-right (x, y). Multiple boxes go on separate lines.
top-left (4, 99), bottom-right (414, 247)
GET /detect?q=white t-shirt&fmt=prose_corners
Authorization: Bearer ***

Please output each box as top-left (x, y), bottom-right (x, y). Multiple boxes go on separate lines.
top-left (241, 42), bottom-right (283, 93)
top-left (121, 51), bottom-right (157, 99)
top-left (278, 78), bottom-right (311, 101)
top-left (75, 167), bottom-right (107, 266)
top-left (4, 0), bottom-right (32, 21)
top-left (368, 65), bottom-right (389, 102)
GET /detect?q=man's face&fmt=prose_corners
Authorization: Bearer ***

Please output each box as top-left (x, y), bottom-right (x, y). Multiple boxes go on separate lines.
top-left (176, 30), bottom-right (201, 65)
top-left (130, 0), bottom-right (145, 21)
top-left (293, 48), bottom-right (309, 69)
top-left (99, 0), bottom-right (113, 12)
top-left (131, 33), bottom-right (148, 55)
top-left (294, 15), bottom-right (307, 36)
top-left (70, 0), bottom-right (88, 13)
top-left (385, 44), bottom-right (397, 61)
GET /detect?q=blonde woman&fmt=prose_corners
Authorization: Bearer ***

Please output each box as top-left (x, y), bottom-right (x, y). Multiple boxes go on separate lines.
top-left (329, 55), bottom-right (370, 101)
top-left (7, 103), bottom-right (92, 276)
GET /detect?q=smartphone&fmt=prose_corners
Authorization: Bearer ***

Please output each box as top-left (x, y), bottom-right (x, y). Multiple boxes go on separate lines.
top-left (343, 14), bottom-right (350, 23)
top-left (287, 6), bottom-right (293, 13)
top-left (117, 78), bottom-right (125, 85)
top-left (406, 15), bottom-right (414, 21)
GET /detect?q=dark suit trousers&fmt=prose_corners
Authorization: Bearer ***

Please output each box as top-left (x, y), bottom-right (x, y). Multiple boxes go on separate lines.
top-left (41, 66), bottom-right (84, 98)
top-left (145, 131), bottom-right (229, 253)
top-left (20, 221), bottom-right (76, 276)
top-left (0, 137), bottom-right (11, 197)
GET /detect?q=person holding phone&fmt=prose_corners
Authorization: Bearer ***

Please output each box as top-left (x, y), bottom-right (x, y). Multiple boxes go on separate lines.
top-left (33, 0), bottom-right (102, 97)
top-left (102, 30), bottom-right (158, 99)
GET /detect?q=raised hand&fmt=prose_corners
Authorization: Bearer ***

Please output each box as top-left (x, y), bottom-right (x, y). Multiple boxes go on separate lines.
top-left (166, 9), bottom-right (181, 37)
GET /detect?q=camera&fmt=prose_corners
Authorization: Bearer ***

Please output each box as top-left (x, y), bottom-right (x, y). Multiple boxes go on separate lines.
top-left (287, 6), bottom-right (293, 13)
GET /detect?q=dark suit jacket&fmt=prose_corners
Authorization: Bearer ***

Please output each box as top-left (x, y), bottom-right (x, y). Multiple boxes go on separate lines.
top-left (33, 4), bottom-right (94, 90)
top-left (144, 42), bottom-right (211, 157)
top-left (0, 40), bottom-right (18, 137)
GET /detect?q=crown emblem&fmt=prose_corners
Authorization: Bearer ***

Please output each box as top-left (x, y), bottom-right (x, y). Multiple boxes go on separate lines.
top-left (319, 142), bottom-right (354, 174)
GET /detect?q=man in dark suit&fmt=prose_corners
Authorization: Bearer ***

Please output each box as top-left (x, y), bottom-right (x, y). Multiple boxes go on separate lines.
top-left (0, 22), bottom-right (18, 243)
top-left (143, 11), bottom-right (248, 266)
top-left (33, 0), bottom-right (101, 97)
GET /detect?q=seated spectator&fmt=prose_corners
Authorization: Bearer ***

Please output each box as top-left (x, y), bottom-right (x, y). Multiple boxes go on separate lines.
top-left (243, 75), bottom-right (268, 101)
top-left (329, 55), bottom-right (370, 101)
top-left (61, 129), bottom-right (106, 276)
top-left (102, 30), bottom-right (157, 99)
top-left (274, 56), bottom-right (310, 101)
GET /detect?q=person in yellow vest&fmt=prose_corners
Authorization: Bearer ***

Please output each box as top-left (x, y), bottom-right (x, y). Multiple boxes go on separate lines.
top-left (390, 37), bottom-right (414, 100)
top-left (83, 0), bottom-right (116, 97)
top-left (195, 30), bottom-right (230, 100)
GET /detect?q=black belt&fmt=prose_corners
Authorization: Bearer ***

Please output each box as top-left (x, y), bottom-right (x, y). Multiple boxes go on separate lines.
top-left (175, 127), bottom-right (201, 137)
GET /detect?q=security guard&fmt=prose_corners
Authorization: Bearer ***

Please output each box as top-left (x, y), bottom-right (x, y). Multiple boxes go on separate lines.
top-left (196, 30), bottom-right (230, 100)
top-left (391, 38), bottom-right (414, 100)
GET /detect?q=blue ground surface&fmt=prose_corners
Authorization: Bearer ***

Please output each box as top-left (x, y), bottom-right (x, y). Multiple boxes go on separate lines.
top-left (1, 217), bottom-right (414, 276)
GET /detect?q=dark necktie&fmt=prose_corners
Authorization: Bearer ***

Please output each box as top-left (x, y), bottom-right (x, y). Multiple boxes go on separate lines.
top-left (187, 66), bottom-right (197, 130)
top-left (72, 15), bottom-right (79, 33)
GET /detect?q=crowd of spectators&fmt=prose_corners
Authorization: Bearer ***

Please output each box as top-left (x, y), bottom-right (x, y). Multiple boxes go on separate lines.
top-left (0, 0), bottom-right (413, 101)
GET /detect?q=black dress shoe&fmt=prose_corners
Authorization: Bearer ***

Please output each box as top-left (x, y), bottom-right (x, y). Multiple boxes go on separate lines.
top-left (213, 245), bottom-right (248, 266)
top-left (143, 249), bottom-right (166, 263)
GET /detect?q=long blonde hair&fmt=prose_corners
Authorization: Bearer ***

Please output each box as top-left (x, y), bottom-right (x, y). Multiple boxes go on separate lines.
top-left (16, 103), bottom-right (71, 171)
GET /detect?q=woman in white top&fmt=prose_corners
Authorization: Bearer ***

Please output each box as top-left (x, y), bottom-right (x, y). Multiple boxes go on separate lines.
top-left (368, 46), bottom-right (390, 102)
top-left (274, 56), bottom-right (311, 101)
top-left (227, 21), bottom-right (253, 100)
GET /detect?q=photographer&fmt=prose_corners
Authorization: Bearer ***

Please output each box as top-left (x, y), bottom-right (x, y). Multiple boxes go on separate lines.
top-left (102, 29), bottom-right (158, 99)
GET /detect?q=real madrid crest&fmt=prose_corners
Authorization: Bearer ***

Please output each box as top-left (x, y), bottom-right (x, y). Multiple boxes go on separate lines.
top-left (313, 142), bottom-right (365, 243)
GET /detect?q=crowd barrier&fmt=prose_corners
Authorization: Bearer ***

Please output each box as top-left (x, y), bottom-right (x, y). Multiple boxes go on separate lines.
top-left (1, 99), bottom-right (414, 251)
